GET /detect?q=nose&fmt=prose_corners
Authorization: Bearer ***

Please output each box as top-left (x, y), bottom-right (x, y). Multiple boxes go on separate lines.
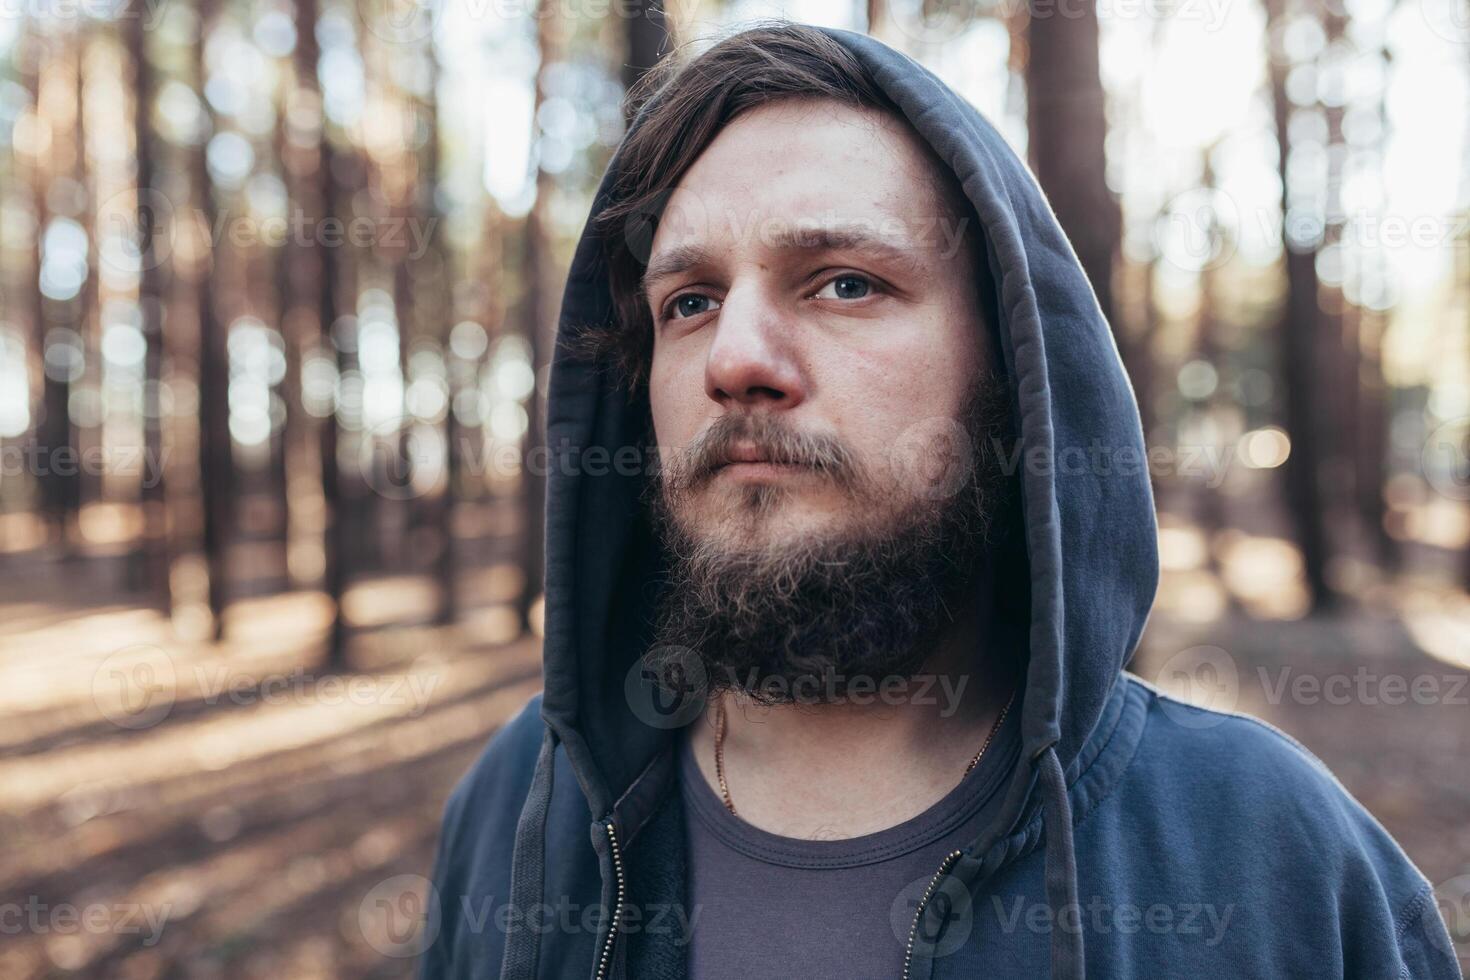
top-left (703, 285), bottom-right (807, 410)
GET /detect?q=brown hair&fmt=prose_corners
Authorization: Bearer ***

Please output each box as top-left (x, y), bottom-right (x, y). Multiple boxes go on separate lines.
top-left (580, 20), bottom-right (984, 389)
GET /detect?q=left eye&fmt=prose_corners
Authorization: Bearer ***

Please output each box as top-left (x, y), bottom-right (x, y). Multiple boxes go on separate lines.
top-left (813, 275), bottom-right (873, 301)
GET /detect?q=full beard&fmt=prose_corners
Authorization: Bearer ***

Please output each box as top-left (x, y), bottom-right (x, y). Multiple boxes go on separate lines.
top-left (645, 383), bottom-right (1011, 706)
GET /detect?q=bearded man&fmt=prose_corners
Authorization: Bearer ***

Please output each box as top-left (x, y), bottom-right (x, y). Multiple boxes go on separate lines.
top-left (421, 22), bottom-right (1459, 980)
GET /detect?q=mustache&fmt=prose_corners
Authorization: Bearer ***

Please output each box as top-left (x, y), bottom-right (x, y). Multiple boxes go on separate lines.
top-left (658, 413), bottom-right (860, 493)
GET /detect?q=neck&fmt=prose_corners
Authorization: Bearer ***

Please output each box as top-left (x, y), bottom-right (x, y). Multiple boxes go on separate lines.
top-left (687, 582), bottom-right (1015, 839)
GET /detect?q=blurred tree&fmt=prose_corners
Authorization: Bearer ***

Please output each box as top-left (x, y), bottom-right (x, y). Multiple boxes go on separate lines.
top-left (1266, 0), bottom-right (1333, 611)
top-left (1348, 45), bottom-right (1397, 572)
top-left (1113, 14), bottom-right (1167, 443)
top-left (424, 49), bottom-right (458, 626)
top-left (866, 0), bottom-right (885, 36)
top-left (125, 0), bottom-right (172, 611)
top-left (32, 35), bottom-right (84, 550)
top-left (1195, 149), bottom-right (1227, 532)
top-left (75, 34), bottom-right (103, 516)
top-left (193, 0), bottom-right (232, 639)
top-left (1320, 4), bottom-right (1355, 560)
top-left (623, 0), bottom-right (669, 114)
top-left (291, 0), bottom-right (349, 666)
top-left (1353, 288), bottom-right (1396, 570)
top-left (520, 2), bottom-right (563, 631)
top-left (274, 67), bottom-right (305, 592)
top-left (1025, 0), bottom-right (1123, 357)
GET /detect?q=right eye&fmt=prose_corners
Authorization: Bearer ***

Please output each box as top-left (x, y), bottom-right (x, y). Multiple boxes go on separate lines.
top-left (665, 293), bottom-right (722, 321)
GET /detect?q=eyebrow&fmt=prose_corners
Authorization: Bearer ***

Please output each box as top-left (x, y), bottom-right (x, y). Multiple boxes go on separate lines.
top-left (638, 223), bottom-right (924, 298)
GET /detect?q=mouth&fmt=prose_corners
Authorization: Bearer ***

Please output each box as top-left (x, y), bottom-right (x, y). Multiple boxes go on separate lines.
top-left (711, 442), bottom-right (802, 480)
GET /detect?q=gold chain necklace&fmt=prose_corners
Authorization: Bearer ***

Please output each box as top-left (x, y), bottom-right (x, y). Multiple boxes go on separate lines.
top-left (712, 687), bottom-right (1017, 817)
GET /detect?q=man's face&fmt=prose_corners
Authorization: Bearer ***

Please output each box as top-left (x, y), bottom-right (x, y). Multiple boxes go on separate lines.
top-left (645, 98), bottom-right (990, 550)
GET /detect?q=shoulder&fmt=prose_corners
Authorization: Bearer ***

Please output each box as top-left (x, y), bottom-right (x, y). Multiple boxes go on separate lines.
top-left (1113, 678), bottom-right (1459, 974)
top-left (440, 692), bottom-right (548, 837)
top-left (428, 693), bottom-right (547, 896)
top-left (1125, 677), bottom-right (1406, 861)
top-left (420, 694), bottom-right (554, 978)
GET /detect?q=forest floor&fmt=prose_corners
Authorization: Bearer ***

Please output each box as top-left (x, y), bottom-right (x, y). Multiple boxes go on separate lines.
top-left (1, 521), bottom-right (1468, 978)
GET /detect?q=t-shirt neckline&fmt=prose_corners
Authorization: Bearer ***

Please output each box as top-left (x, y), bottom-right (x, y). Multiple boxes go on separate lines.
top-left (676, 699), bottom-right (1021, 870)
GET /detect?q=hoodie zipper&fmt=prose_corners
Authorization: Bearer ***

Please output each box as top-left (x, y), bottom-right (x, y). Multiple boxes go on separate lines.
top-left (592, 822), bottom-right (961, 980)
top-left (595, 820), bottom-right (626, 980)
top-left (901, 849), bottom-right (964, 980)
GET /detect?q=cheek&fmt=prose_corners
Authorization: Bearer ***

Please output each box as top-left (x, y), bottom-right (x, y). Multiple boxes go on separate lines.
top-left (838, 334), bottom-right (980, 431)
top-left (817, 321), bottom-right (982, 487)
top-left (648, 341), bottom-right (706, 450)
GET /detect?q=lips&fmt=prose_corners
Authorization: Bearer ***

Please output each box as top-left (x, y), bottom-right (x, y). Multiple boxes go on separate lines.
top-left (723, 442), bottom-right (771, 465)
top-left (709, 441), bottom-right (801, 478)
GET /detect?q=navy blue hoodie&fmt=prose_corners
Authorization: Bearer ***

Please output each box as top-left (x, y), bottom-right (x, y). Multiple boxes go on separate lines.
top-left (420, 25), bottom-right (1461, 980)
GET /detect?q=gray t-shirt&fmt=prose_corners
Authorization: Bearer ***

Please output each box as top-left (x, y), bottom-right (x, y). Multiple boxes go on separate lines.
top-left (677, 706), bottom-right (1020, 978)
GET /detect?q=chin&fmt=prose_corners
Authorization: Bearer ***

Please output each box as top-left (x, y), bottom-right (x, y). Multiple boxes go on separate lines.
top-left (681, 491), bottom-right (881, 552)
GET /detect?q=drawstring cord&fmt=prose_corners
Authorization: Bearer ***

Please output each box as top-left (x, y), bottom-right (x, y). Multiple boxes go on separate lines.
top-left (500, 726), bottom-right (559, 979)
top-left (1038, 744), bottom-right (1084, 979)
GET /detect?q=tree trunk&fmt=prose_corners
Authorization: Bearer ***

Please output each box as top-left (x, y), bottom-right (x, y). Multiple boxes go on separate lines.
top-left (293, 0), bottom-right (350, 667)
top-left (1194, 152), bottom-right (1230, 538)
top-left (519, 4), bottom-right (562, 632)
top-left (424, 49), bottom-right (457, 626)
top-left (1358, 46), bottom-right (1398, 573)
top-left (32, 38), bottom-right (82, 550)
top-left (623, 0), bottom-right (669, 116)
top-left (1025, 3), bottom-right (1121, 339)
top-left (1355, 306), bottom-right (1396, 570)
top-left (1266, 0), bottom-right (1332, 611)
top-left (126, 1), bottom-right (173, 611)
top-left (193, 0), bottom-right (232, 639)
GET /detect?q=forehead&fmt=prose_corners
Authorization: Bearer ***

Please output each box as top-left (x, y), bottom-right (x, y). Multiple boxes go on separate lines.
top-left (649, 98), bottom-right (951, 255)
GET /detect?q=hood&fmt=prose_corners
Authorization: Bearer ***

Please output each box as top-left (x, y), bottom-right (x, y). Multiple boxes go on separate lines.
top-left (520, 23), bottom-right (1159, 978)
